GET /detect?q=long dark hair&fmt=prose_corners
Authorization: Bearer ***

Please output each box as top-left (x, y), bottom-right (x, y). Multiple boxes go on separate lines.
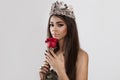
top-left (47, 14), bottom-right (80, 80)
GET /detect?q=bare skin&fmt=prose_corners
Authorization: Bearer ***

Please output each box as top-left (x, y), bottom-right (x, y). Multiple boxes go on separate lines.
top-left (39, 16), bottom-right (89, 80)
top-left (76, 49), bottom-right (89, 80)
top-left (39, 49), bottom-right (88, 80)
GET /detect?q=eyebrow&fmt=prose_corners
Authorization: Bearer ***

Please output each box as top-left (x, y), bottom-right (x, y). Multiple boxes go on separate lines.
top-left (50, 21), bottom-right (64, 24)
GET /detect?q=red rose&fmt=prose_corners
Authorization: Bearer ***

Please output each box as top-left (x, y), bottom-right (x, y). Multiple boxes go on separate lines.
top-left (45, 38), bottom-right (58, 48)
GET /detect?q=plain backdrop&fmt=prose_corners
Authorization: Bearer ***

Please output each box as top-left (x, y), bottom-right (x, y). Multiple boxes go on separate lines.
top-left (0, 0), bottom-right (120, 80)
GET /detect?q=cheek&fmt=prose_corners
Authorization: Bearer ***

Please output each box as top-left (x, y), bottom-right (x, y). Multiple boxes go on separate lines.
top-left (50, 27), bottom-right (52, 33)
top-left (60, 27), bottom-right (67, 35)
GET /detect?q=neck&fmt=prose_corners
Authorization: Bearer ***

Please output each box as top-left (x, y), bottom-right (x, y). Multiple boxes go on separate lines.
top-left (58, 39), bottom-right (64, 52)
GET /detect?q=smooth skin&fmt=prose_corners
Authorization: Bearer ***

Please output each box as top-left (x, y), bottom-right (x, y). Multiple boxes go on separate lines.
top-left (39, 16), bottom-right (89, 80)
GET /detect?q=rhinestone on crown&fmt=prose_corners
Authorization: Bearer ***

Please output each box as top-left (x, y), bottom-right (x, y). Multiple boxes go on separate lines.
top-left (49, 1), bottom-right (75, 19)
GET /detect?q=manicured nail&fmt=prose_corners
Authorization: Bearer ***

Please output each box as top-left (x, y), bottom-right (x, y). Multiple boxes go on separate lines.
top-left (45, 53), bottom-right (47, 56)
top-left (45, 50), bottom-right (48, 52)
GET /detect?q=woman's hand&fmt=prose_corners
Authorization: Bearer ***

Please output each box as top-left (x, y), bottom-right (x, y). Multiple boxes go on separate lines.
top-left (39, 61), bottom-right (50, 80)
top-left (45, 50), bottom-right (65, 74)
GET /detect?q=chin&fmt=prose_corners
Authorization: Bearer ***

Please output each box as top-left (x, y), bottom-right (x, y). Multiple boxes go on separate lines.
top-left (52, 36), bottom-right (64, 40)
top-left (53, 36), bottom-right (59, 39)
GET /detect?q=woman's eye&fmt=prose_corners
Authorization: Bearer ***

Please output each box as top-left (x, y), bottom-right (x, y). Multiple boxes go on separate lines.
top-left (58, 24), bottom-right (64, 27)
top-left (49, 24), bottom-right (54, 27)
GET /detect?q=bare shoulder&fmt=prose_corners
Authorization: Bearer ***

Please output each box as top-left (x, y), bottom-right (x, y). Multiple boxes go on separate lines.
top-left (76, 49), bottom-right (89, 80)
top-left (76, 48), bottom-right (89, 67)
top-left (78, 49), bottom-right (88, 61)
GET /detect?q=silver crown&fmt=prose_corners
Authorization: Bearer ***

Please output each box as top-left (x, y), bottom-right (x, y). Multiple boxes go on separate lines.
top-left (49, 1), bottom-right (75, 19)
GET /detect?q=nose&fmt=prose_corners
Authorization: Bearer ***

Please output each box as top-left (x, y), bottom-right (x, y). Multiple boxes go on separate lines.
top-left (52, 25), bottom-right (58, 31)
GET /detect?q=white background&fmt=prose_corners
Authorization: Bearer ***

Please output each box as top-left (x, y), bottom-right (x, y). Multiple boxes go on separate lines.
top-left (0, 0), bottom-right (120, 80)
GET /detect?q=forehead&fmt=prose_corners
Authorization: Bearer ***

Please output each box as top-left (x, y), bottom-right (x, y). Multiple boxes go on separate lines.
top-left (50, 16), bottom-right (65, 23)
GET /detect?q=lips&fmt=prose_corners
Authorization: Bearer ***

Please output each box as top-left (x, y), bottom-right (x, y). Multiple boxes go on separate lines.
top-left (52, 34), bottom-right (59, 37)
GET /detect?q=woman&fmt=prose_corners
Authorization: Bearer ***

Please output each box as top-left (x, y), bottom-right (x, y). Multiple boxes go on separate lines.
top-left (39, 1), bottom-right (89, 80)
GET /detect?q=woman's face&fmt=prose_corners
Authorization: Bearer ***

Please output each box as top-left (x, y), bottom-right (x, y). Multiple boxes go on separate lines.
top-left (49, 16), bottom-right (67, 40)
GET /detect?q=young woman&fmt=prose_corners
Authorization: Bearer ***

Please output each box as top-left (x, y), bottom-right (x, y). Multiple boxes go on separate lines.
top-left (39, 1), bottom-right (89, 80)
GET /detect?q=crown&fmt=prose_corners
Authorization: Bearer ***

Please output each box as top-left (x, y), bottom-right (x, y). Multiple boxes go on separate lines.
top-left (49, 1), bottom-right (75, 19)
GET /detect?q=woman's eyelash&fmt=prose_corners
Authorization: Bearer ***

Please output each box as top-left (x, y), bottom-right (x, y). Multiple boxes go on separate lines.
top-left (49, 24), bottom-right (54, 26)
top-left (58, 24), bottom-right (64, 26)
top-left (49, 23), bottom-right (64, 27)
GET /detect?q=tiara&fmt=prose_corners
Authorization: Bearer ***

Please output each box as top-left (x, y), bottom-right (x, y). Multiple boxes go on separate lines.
top-left (49, 1), bottom-right (75, 19)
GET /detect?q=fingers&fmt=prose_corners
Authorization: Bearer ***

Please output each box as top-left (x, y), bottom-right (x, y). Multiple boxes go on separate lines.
top-left (45, 54), bottom-right (52, 65)
top-left (39, 72), bottom-right (44, 80)
top-left (39, 62), bottom-right (50, 80)
top-left (43, 61), bottom-right (50, 68)
top-left (45, 49), bottom-right (56, 58)
top-left (39, 50), bottom-right (55, 80)
top-left (40, 66), bottom-right (48, 74)
top-left (39, 68), bottom-right (45, 80)
top-left (40, 63), bottom-right (50, 74)
top-left (49, 49), bottom-right (57, 58)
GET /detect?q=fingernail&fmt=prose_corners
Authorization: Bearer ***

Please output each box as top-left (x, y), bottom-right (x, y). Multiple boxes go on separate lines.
top-left (45, 50), bottom-right (48, 52)
top-left (45, 53), bottom-right (47, 55)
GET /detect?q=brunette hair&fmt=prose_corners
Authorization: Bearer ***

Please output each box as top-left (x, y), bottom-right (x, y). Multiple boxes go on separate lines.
top-left (47, 14), bottom-right (80, 80)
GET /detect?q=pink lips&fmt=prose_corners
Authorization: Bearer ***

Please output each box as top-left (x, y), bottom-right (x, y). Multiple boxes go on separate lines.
top-left (52, 34), bottom-right (59, 37)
